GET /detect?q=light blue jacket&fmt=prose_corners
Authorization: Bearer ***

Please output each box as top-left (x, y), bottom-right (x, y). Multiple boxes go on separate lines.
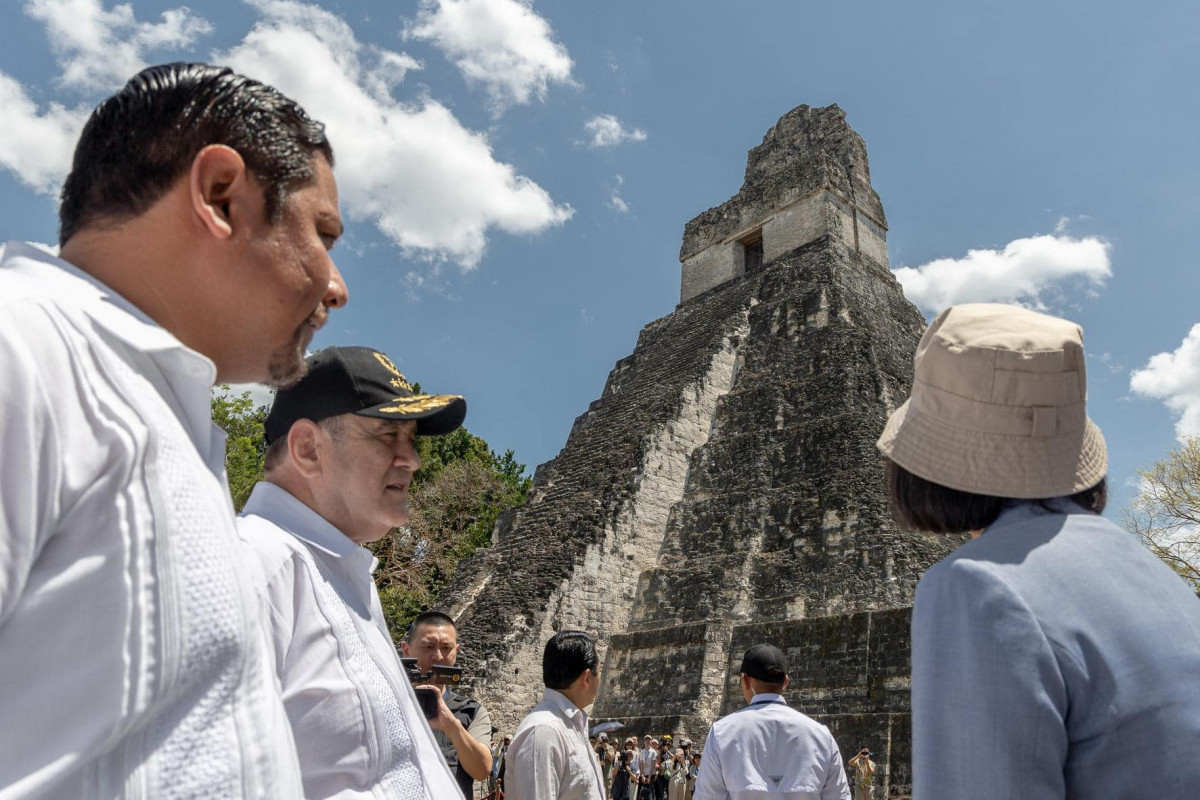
top-left (912, 500), bottom-right (1200, 798)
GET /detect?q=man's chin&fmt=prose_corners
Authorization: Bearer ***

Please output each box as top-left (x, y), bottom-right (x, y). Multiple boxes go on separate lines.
top-left (263, 336), bottom-right (310, 388)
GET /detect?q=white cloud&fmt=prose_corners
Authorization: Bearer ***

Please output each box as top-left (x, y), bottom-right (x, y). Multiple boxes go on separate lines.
top-left (1094, 352), bottom-right (1124, 375)
top-left (0, 72), bottom-right (88, 195)
top-left (892, 233), bottom-right (1112, 314)
top-left (1054, 214), bottom-right (1092, 235)
top-left (221, 382), bottom-right (275, 408)
top-left (583, 114), bottom-right (647, 148)
top-left (606, 174), bottom-right (630, 213)
top-left (220, 0), bottom-right (572, 268)
top-left (1130, 323), bottom-right (1200, 440)
top-left (406, 0), bottom-right (573, 113)
top-left (25, 0), bottom-right (212, 92)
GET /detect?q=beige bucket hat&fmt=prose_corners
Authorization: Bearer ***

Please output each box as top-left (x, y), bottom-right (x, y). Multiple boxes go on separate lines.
top-left (876, 303), bottom-right (1107, 499)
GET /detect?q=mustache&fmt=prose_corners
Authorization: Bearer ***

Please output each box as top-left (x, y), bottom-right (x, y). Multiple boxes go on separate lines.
top-left (306, 305), bottom-right (329, 331)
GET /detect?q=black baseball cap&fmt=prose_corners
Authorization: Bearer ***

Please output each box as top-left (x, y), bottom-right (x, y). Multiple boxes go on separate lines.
top-left (265, 346), bottom-right (466, 444)
top-left (739, 643), bottom-right (788, 683)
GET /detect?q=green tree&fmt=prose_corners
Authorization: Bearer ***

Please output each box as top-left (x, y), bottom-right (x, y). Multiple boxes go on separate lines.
top-left (1123, 436), bottom-right (1200, 592)
top-left (211, 386), bottom-right (271, 511)
top-left (370, 446), bottom-right (530, 639)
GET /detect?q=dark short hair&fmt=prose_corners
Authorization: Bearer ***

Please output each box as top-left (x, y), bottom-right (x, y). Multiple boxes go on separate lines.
top-left (407, 610), bottom-right (457, 640)
top-left (543, 630), bottom-right (598, 690)
top-left (886, 460), bottom-right (1108, 534)
top-left (60, 62), bottom-right (333, 244)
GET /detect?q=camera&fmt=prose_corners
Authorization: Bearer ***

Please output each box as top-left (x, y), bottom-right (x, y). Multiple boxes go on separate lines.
top-left (401, 658), bottom-right (464, 720)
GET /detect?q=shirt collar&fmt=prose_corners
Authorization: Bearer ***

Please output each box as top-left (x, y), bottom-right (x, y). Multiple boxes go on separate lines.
top-left (2, 242), bottom-right (209, 357)
top-left (988, 497), bottom-right (1088, 532)
top-left (2, 242), bottom-right (221, 461)
top-left (242, 481), bottom-right (374, 567)
top-left (749, 692), bottom-right (788, 705)
top-left (542, 688), bottom-right (588, 730)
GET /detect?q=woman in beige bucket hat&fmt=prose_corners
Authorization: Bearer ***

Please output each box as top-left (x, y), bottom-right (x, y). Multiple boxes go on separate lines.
top-left (877, 303), bottom-right (1200, 799)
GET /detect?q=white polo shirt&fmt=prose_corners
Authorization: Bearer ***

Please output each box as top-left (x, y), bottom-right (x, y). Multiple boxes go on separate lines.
top-left (693, 694), bottom-right (850, 800)
top-left (0, 242), bottom-right (302, 798)
top-left (237, 481), bottom-right (460, 799)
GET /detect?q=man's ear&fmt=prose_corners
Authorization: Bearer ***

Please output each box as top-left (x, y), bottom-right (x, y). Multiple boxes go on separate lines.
top-left (287, 420), bottom-right (323, 478)
top-left (400, 641), bottom-right (411, 657)
top-left (190, 144), bottom-right (250, 240)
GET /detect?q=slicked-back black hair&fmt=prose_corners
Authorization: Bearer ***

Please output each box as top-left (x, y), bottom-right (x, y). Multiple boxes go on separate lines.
top-left (543, 630), bottom-right (598, 690)
top-left (59, 62), bottom-right (333, 245)
top-left (886, 460), bottom-right (1108, 534)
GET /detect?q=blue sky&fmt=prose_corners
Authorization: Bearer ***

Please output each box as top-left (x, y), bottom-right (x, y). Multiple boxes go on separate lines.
top-left (2, 0), bottom-right (1198, 515)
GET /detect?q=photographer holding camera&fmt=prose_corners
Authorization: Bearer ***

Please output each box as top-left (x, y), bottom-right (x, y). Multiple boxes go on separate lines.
top-left (847, 748), bottom-right (876, 800)
top-left (402, 611), bottom-right (494, 797)
top-left (238, 346), bottom-right (466, 798)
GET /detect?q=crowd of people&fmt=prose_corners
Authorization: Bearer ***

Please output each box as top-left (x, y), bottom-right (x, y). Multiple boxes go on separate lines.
top-left (590, 733), bottom-right (701, 800)
top-left (1, 57), bottom-right (1198, 800)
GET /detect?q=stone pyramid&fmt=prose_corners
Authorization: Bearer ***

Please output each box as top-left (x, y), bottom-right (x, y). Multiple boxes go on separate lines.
top-left (442, 104), bottom-right (958, 797)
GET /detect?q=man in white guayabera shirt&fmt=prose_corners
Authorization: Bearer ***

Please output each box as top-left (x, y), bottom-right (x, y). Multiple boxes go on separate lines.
top-left (0, 63), bottom-right (348, 798)
top-left (506, 631), bottom-right (607, 800)
top-left (237, 346), bottom-right (467, 798)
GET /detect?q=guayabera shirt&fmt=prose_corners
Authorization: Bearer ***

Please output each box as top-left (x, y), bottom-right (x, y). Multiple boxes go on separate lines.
top-left (0, 243), bottom-right (302, 798)
top-left (237, 481), bottom-right (460, 799)
top-left (506, 689), bottom-right (606, 800)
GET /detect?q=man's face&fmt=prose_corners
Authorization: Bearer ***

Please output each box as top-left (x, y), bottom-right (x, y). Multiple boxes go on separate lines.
top-left (229, 156), bottom-right (348, 387)
top-left (312, 416), bottom-right (419, 543)
top-left (401, 622), bottom-right (459, 674)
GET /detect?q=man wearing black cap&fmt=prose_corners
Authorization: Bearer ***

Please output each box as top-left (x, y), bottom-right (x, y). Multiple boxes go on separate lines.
top-left (693, 644), bottom-right (850, 800)
top-left (237, 345), bottom-right (467, 798)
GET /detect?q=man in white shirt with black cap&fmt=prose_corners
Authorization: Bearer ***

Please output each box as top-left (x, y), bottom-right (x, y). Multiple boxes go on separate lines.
top-left (237, 345), bottom-right (467, 798)
top-left (693, 643), bottom-right (850, 800)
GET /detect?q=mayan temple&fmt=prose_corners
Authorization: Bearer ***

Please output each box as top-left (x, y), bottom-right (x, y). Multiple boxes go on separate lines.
top-left (442, 104), bottom-right (959, 797)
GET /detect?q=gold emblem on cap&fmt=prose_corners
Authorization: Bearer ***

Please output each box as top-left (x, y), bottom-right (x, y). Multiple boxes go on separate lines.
top-left (377, 395), bottom-right (461, 414)
top-left (373, 352), bottom-right (413, 392)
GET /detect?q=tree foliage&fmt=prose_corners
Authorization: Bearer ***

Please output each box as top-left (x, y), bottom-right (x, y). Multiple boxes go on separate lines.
top-left (371, 451), bottom-right (530, 639)
top-left (211, 386), bottom-right (271, 511)
top-left (1123, 436), bottom-right (1200, 592)
top-left (211, 384), bottom-right (531, 637)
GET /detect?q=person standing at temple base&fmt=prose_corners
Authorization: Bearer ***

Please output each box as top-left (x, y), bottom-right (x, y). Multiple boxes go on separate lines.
top-left (506, 631), bottom-right (606, 800)
top-left (402, 611), bottom-right (494, 797)
top-left (847, 749), bottom-right (875, 800)
top-left (692, 644), bottom-right (850, 800)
